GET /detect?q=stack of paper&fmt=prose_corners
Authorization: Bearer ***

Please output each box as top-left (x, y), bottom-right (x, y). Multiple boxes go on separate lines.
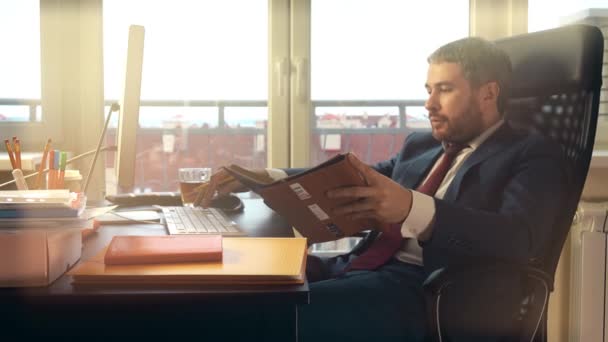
top-left (0, 190), bottom-right (85, 219)
top-left (69, 237), bottom-right (308, 285)
top-left (0, 191), bottom-right (94, 287)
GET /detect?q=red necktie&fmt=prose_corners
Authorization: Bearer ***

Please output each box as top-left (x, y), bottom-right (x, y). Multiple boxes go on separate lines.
top-left (416, 143), bottom-right (467, 196)
top-left (347, 143), bottom-right (467, 271)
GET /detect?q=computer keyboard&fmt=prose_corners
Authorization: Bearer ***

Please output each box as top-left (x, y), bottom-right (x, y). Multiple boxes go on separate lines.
top-left (161, 206), bottom-right (246, 236)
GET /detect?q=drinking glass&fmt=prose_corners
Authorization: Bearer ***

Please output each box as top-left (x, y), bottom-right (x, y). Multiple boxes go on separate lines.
top-left (178, 167), bottom-right (211, 206)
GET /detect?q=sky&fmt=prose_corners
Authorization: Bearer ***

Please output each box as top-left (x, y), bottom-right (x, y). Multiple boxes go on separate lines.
top-left (1, 0), bottom-right (606, 105)
top-left (103, 0), bottom-right (470, 102)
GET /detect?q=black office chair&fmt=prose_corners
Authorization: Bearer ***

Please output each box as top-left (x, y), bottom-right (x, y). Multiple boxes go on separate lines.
top-left (423, 25), bottom-right (604, 342)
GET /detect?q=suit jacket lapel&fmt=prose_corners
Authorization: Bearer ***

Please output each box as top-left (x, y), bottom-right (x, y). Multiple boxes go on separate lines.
top-left (443, 123), bottom-right (516, 201)
top-left (402, 145), bottom-right (443, 189)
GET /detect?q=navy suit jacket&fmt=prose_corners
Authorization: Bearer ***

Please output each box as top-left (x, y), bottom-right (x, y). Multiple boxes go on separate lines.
top-left (374, 122), bottom-right (570, 275)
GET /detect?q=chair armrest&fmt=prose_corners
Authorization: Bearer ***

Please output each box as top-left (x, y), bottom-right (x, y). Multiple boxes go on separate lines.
top-left (353, 229), bottom-right (372, 238)
top-left (423, 261), bottom-right (553, 294)
top-left (422, 261), bottom-right (553, 342)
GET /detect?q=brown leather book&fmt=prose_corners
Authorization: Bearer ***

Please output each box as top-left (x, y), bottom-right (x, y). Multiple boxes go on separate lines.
top-left (104, 235), bottom-right (222, 265)
top-left (223, 153), bottom-right (376, 244)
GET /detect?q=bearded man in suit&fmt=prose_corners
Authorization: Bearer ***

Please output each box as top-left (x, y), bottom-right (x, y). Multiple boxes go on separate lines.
top-left (202, 37), bottom-right (569, 342)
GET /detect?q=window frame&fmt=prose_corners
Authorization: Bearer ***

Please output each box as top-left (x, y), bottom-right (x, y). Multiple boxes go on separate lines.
top-left (16, 0), bottom-right (606, 196)
top-left (0, 0), bottom-right (63, 150)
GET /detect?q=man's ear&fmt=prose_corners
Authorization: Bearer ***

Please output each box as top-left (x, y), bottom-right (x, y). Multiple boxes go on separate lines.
top-left (481, 81), bottom-right (500, 102)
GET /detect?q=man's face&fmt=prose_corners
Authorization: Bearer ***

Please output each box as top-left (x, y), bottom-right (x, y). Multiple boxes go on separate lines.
top-left (424, 62), bottom-right (486, 143)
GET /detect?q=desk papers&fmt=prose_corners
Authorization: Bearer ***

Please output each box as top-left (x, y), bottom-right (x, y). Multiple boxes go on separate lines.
top-left (69, 237), bottom-right (307, 285)
top-left (0, 190), bottom-right (85, 218)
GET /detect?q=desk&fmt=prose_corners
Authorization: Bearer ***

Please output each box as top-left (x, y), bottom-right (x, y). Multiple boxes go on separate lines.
top-left (0, 198), bottom-right (309, 341)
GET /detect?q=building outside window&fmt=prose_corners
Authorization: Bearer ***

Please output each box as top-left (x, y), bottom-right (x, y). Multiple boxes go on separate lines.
top-left (103, 0), bottom-right (268, 194)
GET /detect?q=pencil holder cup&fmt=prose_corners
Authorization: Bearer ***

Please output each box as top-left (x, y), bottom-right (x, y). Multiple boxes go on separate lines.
top-left (47, 169), bottom-right (82, 192)
top-left (63, 170), bottom-right (83, 193)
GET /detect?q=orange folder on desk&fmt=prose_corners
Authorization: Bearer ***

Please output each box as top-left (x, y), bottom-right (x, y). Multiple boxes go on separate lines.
top-left (68, 237), bottom-right (307, 285)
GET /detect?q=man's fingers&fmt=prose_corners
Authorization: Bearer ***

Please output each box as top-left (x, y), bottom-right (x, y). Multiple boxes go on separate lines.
top-left (333, 199), bottom-right (375, 216)
top-left (347, 153), bottom-right (377, 185)
top-left (327, 186), bottom-right (376, 199)
top-left (195, 172), bottom-right (242, 208)
top-left (199, 175), bottom-right (219, 207)
top-left (220, 178), bottom-right (244, 194)
top-left (199, 170), bottom-right (232, 207)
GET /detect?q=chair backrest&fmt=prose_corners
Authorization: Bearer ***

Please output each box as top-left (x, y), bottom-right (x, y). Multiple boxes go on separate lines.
top-left (495, 24), bottom-right (604, 277)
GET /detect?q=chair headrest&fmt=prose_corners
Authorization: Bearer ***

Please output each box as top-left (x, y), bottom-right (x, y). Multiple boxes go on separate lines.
top-left (495, 24), bottom-right (604, 97)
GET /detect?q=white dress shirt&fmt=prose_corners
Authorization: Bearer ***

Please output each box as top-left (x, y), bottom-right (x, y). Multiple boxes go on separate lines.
top-left (395, 119), bottom-right (504, 265)
top-left (265, 119), bottom-right (505, 266)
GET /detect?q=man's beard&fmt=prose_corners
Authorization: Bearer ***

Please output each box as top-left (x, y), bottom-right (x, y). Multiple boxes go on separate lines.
top-left (432, 100), bottom-right (484, 143)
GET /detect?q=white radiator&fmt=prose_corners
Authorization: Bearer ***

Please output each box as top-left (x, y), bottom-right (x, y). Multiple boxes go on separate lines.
top-left (569, 201), bottom-right (608, 342)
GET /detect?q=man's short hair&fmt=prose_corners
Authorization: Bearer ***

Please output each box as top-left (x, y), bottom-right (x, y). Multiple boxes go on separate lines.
top-left (428, 37), bottom-right (512, 114)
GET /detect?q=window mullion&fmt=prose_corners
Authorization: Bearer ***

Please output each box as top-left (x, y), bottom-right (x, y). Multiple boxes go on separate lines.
top-left (289, 0), bottom-right (311, 168)
top-left (268, 0), bottom-right (291, 168)
top-left (469, 0), bottom-right (528, 39)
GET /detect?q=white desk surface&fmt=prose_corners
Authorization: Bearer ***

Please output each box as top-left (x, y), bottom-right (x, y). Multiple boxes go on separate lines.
top-left (0, 152), bottom-right (43, 171)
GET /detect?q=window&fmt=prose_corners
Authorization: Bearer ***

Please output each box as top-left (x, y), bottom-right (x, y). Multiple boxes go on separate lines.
top-left (305, 0), bottom-right (469, 166)
top-left (528, 0), bottom-right (608, 32)
top-left (0, 1), bottom-right (40, 118)
top-left (0, 1), bottom-right (44, 146)
top-left (103, 0), bottom-right (268, 193)
top-left (299, 0), bottom-right (469, 253)
top-left (528, 0), bottom-right (608, 150)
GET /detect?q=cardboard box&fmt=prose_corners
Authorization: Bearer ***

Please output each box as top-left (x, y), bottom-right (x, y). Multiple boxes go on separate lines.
top-left (0, 228), bottom-right (82, 287)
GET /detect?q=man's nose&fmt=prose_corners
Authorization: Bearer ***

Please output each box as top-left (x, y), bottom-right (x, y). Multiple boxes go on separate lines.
top-left (425, 92), bottom-right (438, 111)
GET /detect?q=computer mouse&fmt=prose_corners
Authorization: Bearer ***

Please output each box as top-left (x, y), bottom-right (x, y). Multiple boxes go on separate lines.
top-left (208, 194), bottom-right (244, 213)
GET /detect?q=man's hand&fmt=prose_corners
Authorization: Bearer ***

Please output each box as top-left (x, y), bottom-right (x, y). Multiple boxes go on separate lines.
top-left (196, 168), bottom-right (269, 208)
top-left (328, 154), bottom-right (413, 228)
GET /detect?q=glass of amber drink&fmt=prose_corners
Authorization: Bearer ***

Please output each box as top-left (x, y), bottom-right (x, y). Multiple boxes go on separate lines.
top-left (178, 167), bottom-right (211, 206)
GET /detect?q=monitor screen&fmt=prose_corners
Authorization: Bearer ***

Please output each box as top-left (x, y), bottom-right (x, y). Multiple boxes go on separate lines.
top-left (115, 25), bottom-right (145, 193)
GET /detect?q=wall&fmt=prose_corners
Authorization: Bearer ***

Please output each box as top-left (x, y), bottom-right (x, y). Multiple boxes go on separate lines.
top-left (469, 0), bottom-right (528, 38)
top-left (548, 9), bottom-right (608, 342)
top-left (40, 0), bottom-right (105, 200)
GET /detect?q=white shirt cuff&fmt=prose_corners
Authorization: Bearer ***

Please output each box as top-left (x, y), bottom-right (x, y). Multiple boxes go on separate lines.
top-left (400, 190), bottom-right (436, 241)
top-left (265, 168), bottom-right (288, 181)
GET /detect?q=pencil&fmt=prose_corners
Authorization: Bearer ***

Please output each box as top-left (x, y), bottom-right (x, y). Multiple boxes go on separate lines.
top-left (0, 145), bottom-right (117, 189)
top-left (12, 137), bottom-right (17, 168)
top-left (58, 152), bottom-right (67, 189)
top-left (53, 150), bottom-right (60, 189)
top-left (14, 139), bottom-right (21, 170)
top-left (3, 139), bottom-right (16, 170)
top-left (48, 149), bottom-right (55, 189)
top-left (34, 139), bottom-right (52, 190)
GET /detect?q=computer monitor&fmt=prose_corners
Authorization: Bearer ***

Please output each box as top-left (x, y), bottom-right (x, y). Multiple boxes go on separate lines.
top-left (115, 25), bottom-right (145, 193)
